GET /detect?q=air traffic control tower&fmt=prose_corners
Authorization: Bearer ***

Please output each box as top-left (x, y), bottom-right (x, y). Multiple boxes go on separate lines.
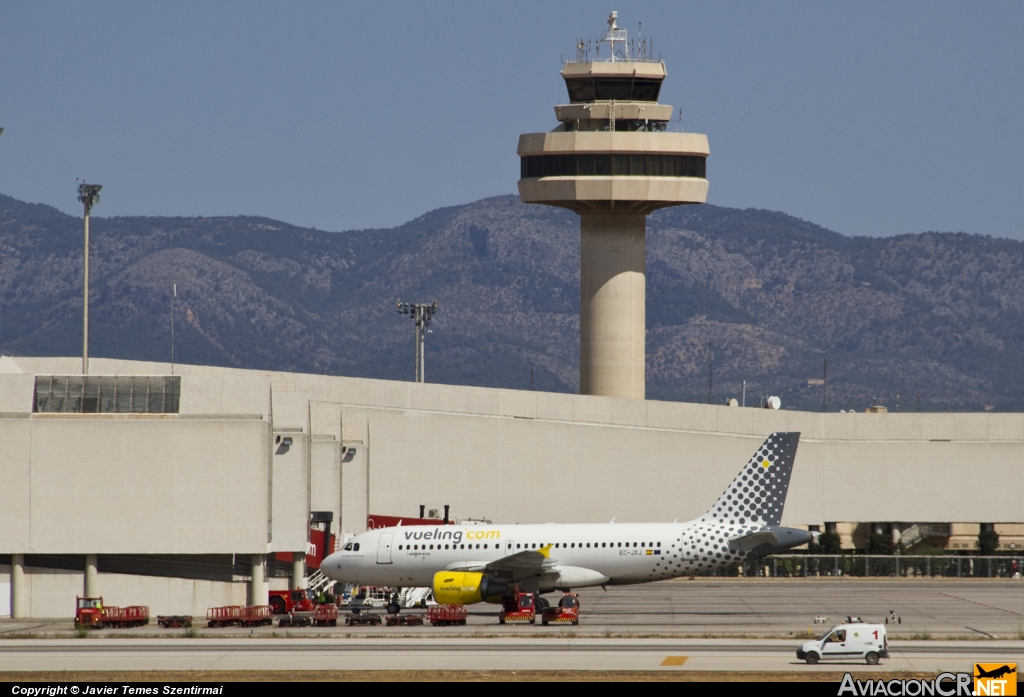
top-left (518, 12), bottom-right (709, 399)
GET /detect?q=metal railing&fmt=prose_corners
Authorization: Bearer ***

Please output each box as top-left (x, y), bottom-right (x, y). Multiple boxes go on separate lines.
top-left (698, 555), bottom-right (1024, 578)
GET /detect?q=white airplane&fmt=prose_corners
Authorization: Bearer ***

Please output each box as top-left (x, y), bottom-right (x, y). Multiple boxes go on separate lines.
top-left (321, 432), bottom-right (812, 609)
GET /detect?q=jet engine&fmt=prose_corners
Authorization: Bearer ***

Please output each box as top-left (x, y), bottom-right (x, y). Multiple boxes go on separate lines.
top-left (432, 571), bottom-right (512, 605)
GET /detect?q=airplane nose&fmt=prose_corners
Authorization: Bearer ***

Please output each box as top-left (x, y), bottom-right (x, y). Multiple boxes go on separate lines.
top-left (321, 553), bottom-right (343, 579)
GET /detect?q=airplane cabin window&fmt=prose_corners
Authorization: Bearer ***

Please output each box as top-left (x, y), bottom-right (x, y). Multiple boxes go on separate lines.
top-left (570, 543), bottom-right (575, 548)
top-left (483, 544), bottom-right (488, 549)
top-left (586, 543), bottom-right (590, 548)
top-left (602, 543), bottom-right (606, 547)
top-left (517, 544), bottom-right (521, 549)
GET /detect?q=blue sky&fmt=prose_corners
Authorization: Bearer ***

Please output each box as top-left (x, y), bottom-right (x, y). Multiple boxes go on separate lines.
top-left (2, 2), bottom-right (1021, 238)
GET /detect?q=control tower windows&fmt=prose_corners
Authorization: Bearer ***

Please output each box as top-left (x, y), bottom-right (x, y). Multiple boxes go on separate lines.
top-left (563, 119), bottom-right (667, 132)
top-left (521, 154), bottom-right (706, 180)
top-left (564, 77), bottom-right (663, 103)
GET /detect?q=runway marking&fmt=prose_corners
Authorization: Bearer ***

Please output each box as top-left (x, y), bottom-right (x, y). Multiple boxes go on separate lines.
top-left (661, 656), bottom-right (688, 666)
top-left (939, 593), bottom-right (1024, 618)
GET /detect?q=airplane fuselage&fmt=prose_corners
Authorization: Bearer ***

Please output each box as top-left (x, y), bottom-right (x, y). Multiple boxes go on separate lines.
top-left (321, 520), bottom-right (811, 589)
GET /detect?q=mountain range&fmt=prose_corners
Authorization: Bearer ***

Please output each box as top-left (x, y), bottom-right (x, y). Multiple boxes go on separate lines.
top-left (2, 192), bottom-right (1022, 412)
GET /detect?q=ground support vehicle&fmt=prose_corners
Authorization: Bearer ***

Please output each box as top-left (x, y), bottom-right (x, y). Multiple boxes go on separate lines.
top-left (239, 605), bottom-right (273, 627)
top-left (541, 593), bottom-right (579, 626)
top-left (499, 593), bottom-right (535, 624)
top-left (75, 597), bottom-right (150, 629)
top-left (206, 605), bottom-right (273, 628)
top-left (345, 612), bottom-right (382, 626)
top-left (102, 605), bottom-right (150, 628)
top-left (797, 622), bottom-right (888, 665)
top-left (157, 615), bottom-right (193, 628)
top-left (385, 614), bottom-right (425, 627)
top-left (347, 586), bottom-right (391, 612)
top-left (269, 589), bottom-right (315, 615)
top-left (75, 597), bottom-right (105, 629)
top-left (277, 604), bottom-right (338, 628)
top-left (277, 612), bottom-right (313, 628)
top-left (206, 606), bottom-right (243, 627)
top-left (314, 604), bottom-right (338, 627)
top-left (428, 604), bottom-right (468, 627)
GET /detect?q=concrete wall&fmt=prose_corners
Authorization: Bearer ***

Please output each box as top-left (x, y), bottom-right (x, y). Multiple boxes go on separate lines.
top-left (0, 564), bottom-right (246, 618)
top-left (6, 357), bottom-right (1024, 531)
top-left (0, 413), bottom-right (271, 555)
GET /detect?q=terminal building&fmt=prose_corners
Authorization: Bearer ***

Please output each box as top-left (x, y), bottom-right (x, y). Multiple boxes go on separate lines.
top-left (1, 355), bottom-right (1023, 618)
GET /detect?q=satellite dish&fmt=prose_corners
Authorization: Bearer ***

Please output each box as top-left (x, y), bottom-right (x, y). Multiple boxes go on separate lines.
top-left (766, 396), bottom-right (781, 410)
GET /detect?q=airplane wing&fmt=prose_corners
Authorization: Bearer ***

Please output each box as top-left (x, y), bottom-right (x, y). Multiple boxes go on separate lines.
top-left (444, 545), bottom-right (556, 577)
top-left (729, 530), bottom-right (778, 552)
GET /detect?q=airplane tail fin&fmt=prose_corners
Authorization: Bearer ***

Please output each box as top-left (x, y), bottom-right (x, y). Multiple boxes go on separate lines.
top-left (700, 432), bottom-right (800, 527)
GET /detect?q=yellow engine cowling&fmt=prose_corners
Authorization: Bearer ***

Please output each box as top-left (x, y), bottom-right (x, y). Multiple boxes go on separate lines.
top-left (432, 571), bottom-right (512, 605)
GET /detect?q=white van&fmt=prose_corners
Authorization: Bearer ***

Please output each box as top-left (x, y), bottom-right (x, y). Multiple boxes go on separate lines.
top-left (797, 622), bottom-right (888, 665)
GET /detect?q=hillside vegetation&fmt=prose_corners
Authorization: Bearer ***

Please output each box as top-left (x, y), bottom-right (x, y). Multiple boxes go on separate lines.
top-left (2, 193), bottom-right (1021, 411)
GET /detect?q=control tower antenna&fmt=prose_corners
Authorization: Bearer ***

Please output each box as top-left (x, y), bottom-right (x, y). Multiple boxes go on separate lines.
top-left (601, 11), bottom-right (627, 62)
top-left (395, 300), bottom-right (438, 383)
top-left (517, 12), bottom-right (710, 399)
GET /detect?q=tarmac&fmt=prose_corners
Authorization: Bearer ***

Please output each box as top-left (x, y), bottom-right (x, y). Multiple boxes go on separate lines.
top-left (0, 638), bottom-right (1021, 673)
top-left (1, 579), bottom-right (1021, 673)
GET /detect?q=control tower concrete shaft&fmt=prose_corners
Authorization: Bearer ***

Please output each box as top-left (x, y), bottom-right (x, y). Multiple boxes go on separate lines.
top-left (517, 13), bottom-right (710, 399)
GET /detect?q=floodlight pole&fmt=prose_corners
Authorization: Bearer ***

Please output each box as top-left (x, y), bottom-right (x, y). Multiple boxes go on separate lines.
top-left (77, 182), bottom-right (102, 375)
top-left (395, 300), bottom-right (438, 383)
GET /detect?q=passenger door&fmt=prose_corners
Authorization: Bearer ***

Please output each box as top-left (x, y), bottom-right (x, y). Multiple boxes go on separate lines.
top-left (504, 540), bottom-right (516, 557)
top-left (821, 630), bottom-right (847, 657)
top-left (376, 533), bottom-right (393, 564)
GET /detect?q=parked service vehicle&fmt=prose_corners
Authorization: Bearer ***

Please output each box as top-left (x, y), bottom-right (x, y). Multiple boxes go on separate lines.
top-left (797, 622), bottom-right (888, 665)
top-left (75, 597), bottom-right (105, 629)
top-left (269, 589), bottom-right (315, 615)
top-left (74, 597), bottom-right (150, 629)
top-left (428, 604), bottom-right (468, 627)
top-left (498, 592), bottom-right (535, 624)
top-left (541, 593), bottom-right (579, 626)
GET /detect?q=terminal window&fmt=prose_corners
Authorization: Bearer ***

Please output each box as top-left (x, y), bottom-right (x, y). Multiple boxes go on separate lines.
top-left (33, 375), bottom-right (181, 414)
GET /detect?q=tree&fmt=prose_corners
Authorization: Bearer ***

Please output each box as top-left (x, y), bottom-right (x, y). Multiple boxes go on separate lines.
top-left (867, 533), bottom-right (894, 555)
top-left (978, 529), bottom-right (999, 556)
top-left (818, 531), bottom-right (842, 554)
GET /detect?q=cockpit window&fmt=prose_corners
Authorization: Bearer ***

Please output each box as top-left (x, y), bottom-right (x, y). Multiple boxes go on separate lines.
top-left (343, 543), bottom-right (353, 551)
top-left (353, 543), bottom-right (360, 551)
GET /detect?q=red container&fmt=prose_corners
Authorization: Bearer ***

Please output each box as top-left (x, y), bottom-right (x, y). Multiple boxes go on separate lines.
top-left (239, 604), bottom-right (273, 627)
top-left (314, 604), bottom-right (338, 626)
top-left (103, 605), bottom-right (150, 627)
top-left (428, 604), bottom-right (468, 626)
top-left (206, 605), bottom-right (244, 627)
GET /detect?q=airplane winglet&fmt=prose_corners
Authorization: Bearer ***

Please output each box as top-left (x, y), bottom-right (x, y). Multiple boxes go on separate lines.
top-left (539, 543), bottom-right (554, 559)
